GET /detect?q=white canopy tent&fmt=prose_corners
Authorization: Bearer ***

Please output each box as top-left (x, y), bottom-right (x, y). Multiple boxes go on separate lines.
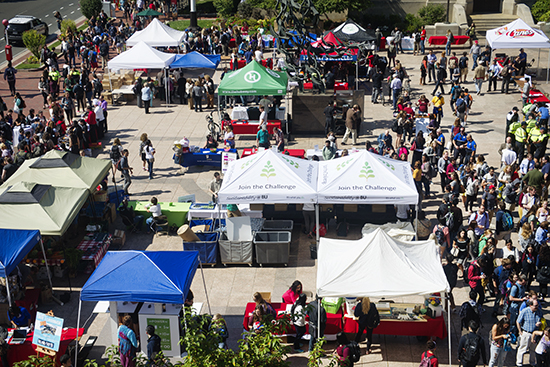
top-left (107, 41), bottom-right (176, 70)
top-left (218, 149), bottom-right (318, 204)
top-left (317, 150), bottom-right (418, 204)
top-left (126, 18), bottom-right (186, 47)
top-left (486, 18), bottom-right (550, 82)
top-left (317, 228), bottom-right (451, 364)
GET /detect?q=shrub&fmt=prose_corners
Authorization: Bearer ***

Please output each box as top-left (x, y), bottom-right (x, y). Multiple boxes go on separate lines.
top-left (22, 30), bottom-right (46, 59)
top-left (213, 0), bottom-right (235, 17)
top-left (26, 55), bottom-right (39, 64)
top-left (61, 19), bottom-right (77, 35)
top-left (418, 4), bottom-right (446, 25)
top-left (80, 0), bottom-right (102, 19)
top-left (237, 1), bottom-right (253, 18)
top-left (541, 10), bottom-right (550, 22)
top-left (405, 13), bottom-right (423, 33)
top-left (532, 0), bottom-right (550, 22)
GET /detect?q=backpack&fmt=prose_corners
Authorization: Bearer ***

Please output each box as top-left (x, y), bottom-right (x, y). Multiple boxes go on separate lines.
top-left (459, 57), bottom-right (468, 69)
top-left (444, 210), bottom-right (455, 230)
top-left (452, 86), bottom-right (462, 100)
top-left (93, 79), bottom-right (103, 93)
top-left (4, 68), bottom-right (14, 80)
top-left (110, 145), bottom-right (121, 162)
top-left (419, 354), bottom-right (436, 367)
top-left (502, 212), bottom-right (514, 231)
top-left (19, 99), bottom-right (26, 109)
top-left (461, 333), bottom-right (481, 363)
top-left (435, 225), bottom-right (446, 246)
top-left (461, 302), bottom-right (481, 329)
top-left (415, 33), bottom-right (421, 43)
top-left (450, 34), bottom-right (455, 43)
top-left (456, 99), bottom-right (467, 113)
top-left (346, 341), bottom-right (361, 363)
top-left (368, 306), bottom-right (381, 328)
top-left (206, 82), bottom-right (214, 95)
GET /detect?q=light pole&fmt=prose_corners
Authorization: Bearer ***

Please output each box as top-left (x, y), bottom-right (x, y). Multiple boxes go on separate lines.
top-left (446, 0), bottom-right (450, 23)
top-left (190, 0), bottom-right (198, 29)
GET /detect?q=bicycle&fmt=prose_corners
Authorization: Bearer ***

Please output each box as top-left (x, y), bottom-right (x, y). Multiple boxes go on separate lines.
top-left (205, 110), bottom-right (223, 142)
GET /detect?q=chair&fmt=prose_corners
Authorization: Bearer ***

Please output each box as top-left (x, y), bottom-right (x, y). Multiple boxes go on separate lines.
top-left (121, 214), bottom-right (139, 233)
top-left (150, 215), bottom-right (169, 235)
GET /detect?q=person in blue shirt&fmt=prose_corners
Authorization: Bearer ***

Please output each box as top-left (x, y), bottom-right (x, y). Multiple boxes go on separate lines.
top-left (453, 126), bottom-right (468, 163)
top-left (435, 129), bottom-right (445, 157)
top-left (238, 41), bottom-right (247, 56)
top-left (8, 305), bottom-right (32, 328)
top-left (538, 102), bottom-right (549, 128)
top-left (244, 48), bottom-right (253, 64)
top-left (465, 134), bottom-right (477, 165)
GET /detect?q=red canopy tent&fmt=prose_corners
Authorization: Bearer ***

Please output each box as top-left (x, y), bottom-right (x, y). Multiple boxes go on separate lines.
top-left (312, 32), bottom-right (343, 48)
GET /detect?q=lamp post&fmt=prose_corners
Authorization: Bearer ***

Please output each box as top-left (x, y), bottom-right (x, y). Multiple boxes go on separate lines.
top-left (446, 0), bottom-right (450, 23)
top-left (190, 0), bottom-right (197, 29)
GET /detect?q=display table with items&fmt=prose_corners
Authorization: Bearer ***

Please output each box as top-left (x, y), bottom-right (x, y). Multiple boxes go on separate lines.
top-left (129, 201), bottom-right (191, 227)
top-left (187, 203), bottom-right (263, 219)
top-left (529, 89), bottom-right (550, 103)
top-left (428, 35), bottom-right (469, 45)
top-left (7, 327), bottom-right (84, 364)
top-left (231, 120), bottom-right (282, 135)
top-left (307, 148), bottom-right (365, 160)
top-left (242, 302), bottom-right (342, 339)
top-left (342, 302), bottom-right (447, 339)
top-left (241, 148), bottom-right (305, 159)
top-left (77, 232), bottom-right (112, 274)
top-left (175, 148), bottom-right (238, 168)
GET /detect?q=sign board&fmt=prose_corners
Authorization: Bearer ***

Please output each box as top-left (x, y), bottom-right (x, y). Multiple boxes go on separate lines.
top-left (221, 152), bottom-right (237, 174)
top-left (146, 318), bottom-right (171, 351)
top-left (32, 312), bottom-right (64, 352)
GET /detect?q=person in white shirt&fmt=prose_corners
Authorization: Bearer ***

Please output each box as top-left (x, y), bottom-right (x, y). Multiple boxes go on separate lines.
top-left (501, 143), bottom-right (517, 168)
top-left (144, 139), bottom-right (155, 179)
top-left (145, 197), bottom-right (162, 230)
top-left (258, 105), bottom-right (268, 130)
top-left (254, 48), bottom-right (263, 63)
top-left (93, 100), bottom-right (105, 138)
top-left (519, 154), bottom-right (535, 177)
top-left (390, 74), bottom-right (402, 111)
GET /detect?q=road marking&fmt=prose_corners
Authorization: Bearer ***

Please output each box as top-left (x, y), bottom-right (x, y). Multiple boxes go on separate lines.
top-left (63, 15), bottom-right (68, 18)
top-left (45, 14), bottom-right (49, 17)
top-left (69, 3), bottom-right (74, 5)
top-left (48, 23), bottom-right (52, 27)
top-left (77, 7), bottom-right (80, 10)
top-left (71, 11), bottom-right (75, 14)
top-left (60, 6), bottom-right (64, 9)
top-left (0, 50), bottom-right (4, 54)
top-left (0, 38), bottom-right (3, 41)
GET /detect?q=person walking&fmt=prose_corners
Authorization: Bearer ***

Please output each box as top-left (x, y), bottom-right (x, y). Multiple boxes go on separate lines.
top-left (141, 82), bottom-right (152, 114)
top-left (390, 73), bottom-right (402, 111)
top-left (4, 62), bottom-right (17, 96)
top-left (119, 149), bottom-right (133, 195)
top-left (457, 320), bottom-right (487, 367)
top-left (420, 341), bottom-right (438, 367)
top-left (516, 299), bottom-right (542, 367)
top-left (354, 297), bottom-right (380, 354)
top-left (342, 105), bottom-right (360, 146)
top-left (488, 317), bottom-right (510, 367)
top-left (432, 63), bottom-right (446, 95)
top-left (144, 139), bottom-right (155, 179)
top-left (473, 60), bottom-right (487, 95)
top-left (470, 40), bottom-right (481, 70)
top-left (118, 316), bottom-right (138, 367)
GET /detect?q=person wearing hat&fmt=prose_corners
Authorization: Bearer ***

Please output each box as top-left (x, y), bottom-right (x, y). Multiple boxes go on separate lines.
top-left (473, 60), bottom-right (487, 95)
top-left (515, 121), bottom-right (528, 163)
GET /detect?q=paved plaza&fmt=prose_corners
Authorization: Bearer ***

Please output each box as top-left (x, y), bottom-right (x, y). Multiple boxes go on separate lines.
top-left (2, 43), bottom-right (549, 366)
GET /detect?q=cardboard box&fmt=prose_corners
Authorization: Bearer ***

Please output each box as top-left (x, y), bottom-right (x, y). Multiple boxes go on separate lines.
top-left (274, 204), bottom-right (287, 211)
top-left (249, 204), bottom-right (263, 211)
top-left (113, 230), bottom-right (126, 247)
top-left (343, 204), bottom-right (358, 212)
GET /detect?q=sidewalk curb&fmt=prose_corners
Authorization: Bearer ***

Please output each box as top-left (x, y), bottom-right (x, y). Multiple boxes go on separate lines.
top-left (1, 15), bottom-right (87, 71)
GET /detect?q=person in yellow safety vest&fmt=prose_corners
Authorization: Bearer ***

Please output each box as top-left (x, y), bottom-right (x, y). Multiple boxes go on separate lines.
top-left (508, 119), bottom-right (522, 145)
top-left (525, 113), bottom-right (537, 134)
top-left (515, 120), bottom-right (527, 163)
top-left (48, 68), bottom-right (61, 99)
top-left (532, 126), bottom-right (549, 161)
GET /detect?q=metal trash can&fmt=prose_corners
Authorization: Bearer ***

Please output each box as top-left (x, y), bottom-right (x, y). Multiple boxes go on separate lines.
top-left (254, 231), bottom-right (291, 266)
top-left (219, 233), bottom-right (253, 265)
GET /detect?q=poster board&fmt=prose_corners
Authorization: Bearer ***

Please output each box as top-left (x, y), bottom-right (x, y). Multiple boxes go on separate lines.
top-left (32, 312), bottom-right (64, 352)
top-left (221, 152), bottom-right (237, 174)
top-left (138, 304), bottom-right (182, 357)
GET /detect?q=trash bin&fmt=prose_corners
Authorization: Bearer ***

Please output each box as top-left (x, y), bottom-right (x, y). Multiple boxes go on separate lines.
top-left (219, 217), bottom-right (254, 265)
top-left (183, 232), bottom-right (219, 266)
top-left (254, 231), bottom-right (291, 266)
top-left (309, 244), bottom-right (317, 260)
top-left (261, 220), bottom-right (294, 232)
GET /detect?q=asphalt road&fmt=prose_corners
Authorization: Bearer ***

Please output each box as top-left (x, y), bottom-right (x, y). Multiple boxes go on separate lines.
top-left (0, 0), bottom-right (84, 65)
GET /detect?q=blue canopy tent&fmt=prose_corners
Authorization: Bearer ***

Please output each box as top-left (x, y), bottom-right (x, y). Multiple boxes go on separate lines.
top-left (76, 250), bottom-right (208, 362)
top-left (169, 51), bottom-right (221, 69)
top-left (276, 30), bottom-right (317, 47)
top-left (0, 229), bottom-right (52, 305)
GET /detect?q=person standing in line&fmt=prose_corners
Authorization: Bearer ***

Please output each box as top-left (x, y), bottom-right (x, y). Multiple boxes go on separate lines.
top-left (354, 297), bottom-right (380, 354)
top-left (144, 139), bottom-right (155, 179)
top-left (516, 299), bottom-right (542, 367)
top-left (118, 315), bottom-right (138, 367)
top-left (141, 82), bottom-right (152, 114)
top-left (119, 149), bottom-right (133, 195)
top-left (146, 325), bottom-right (161, 363)
top-left (192, 81), bottom-right (204, 112)
top-left (457, 320), bottom-right (487, 367)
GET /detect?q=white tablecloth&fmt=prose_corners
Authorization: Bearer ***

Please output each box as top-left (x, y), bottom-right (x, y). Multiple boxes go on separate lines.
top-left (231, 106), bottom-right (249, 120)
top-left (306, 148), bottom-right (365, 160)
top-left (188, 204), bottom-right (263, 219)
top-left (275, 107), bottom-right (286, 121)
top-left (386, 36), bottom-right (415, 51)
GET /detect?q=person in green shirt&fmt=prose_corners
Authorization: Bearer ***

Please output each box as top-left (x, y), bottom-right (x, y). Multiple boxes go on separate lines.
top-left (522, 163), bottom-right (544, 196)
top-left (256, 125), bottom-right (270, 149)
top-left (322, 140), bottom-right (336, 160)
top-left (227, 204), bottom-right (242, 217)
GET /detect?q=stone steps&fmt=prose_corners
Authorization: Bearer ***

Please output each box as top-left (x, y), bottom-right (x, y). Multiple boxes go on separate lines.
top-left (469, 14), bottom-right (519, 37)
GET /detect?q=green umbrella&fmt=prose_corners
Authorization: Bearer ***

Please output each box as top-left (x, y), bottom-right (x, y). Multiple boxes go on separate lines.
top-left (137, 9), bottom-right (163, 16)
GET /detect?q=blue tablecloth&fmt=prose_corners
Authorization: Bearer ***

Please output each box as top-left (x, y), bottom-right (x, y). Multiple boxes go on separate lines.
top-left (175, 149), bottom-right (237, 168)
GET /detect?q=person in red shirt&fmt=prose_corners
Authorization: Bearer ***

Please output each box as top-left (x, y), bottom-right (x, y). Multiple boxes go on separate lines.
top-left (336, 332), bottom-right (353, 366)
top-left (282, 280), bottom-right (302, 304)
top-left (85, 105), bottom-right (98, 143)
top-left (421, 26), bottom-right (427, 55)
top-left (420, 340), bottom-right (439, 367)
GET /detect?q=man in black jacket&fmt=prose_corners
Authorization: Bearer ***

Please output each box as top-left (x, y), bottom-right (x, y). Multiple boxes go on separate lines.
top-left (457, 320), bottom-right (487, 367)
top-left (146, 325), bottom-right (161, 362)
top-left (372, 70), bottom-right (383, 104)
top-left (306, 298), bottom-right (327, 352)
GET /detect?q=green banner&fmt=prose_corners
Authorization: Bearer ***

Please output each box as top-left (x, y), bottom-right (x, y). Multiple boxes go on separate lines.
top-left (147, 318), bottom-right (171, 351)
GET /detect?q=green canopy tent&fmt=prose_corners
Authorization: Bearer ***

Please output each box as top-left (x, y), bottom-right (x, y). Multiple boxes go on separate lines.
top-left (136, 8), bottom-right (163, 16)
top-left (218, 60), bottom-right (288, 96)
top-left (0, 150), bottom-right (111, 193)
top-left (0, 182), bottom-right (89, 236)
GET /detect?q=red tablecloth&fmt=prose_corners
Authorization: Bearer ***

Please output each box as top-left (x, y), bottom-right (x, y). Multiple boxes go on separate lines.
top-left (77, 233), bottom-right (112, 268)
top-left (304, 82), bottom-right (348, 90)
top-left (231, 120), bottom-right (281, 135)
top-left (229, 38), bottom-right (236, 48)
top-left (243, 302), bottom-right (342, 335)
top-left (242, 148), bottom-right (305, 159)
top-left (230, 59), bottom-right (247, 70)
top-left (8, 328), bottom-right (84, 364)
top-left (343, 316), bottom-right (447, 339)
top-left (15, 288), bottom-right (40, 322)
top-left (529, 89), bottom-right (550, 103)
top-left (428, 35), bottom-right (469, 45)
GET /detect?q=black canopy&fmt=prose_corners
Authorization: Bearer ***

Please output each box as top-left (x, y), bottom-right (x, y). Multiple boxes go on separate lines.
top-left (331, 19), bottom-right (376, 43)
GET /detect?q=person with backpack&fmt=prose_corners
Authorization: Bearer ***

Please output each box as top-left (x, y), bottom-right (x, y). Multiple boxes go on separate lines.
top-left (433, 222), bottom-right (450, 258)
top-left (459, 290), bottom-right (482, 332)
top-left (488, 317), bottom-right (511, 367)
top-left (510, 274), bottom-right (528, 333)
top-left (4, 62), bottom-right (17, 96)
top-left (468, 258), bottom-right (487, 306)
top-left (110, 138), bottom-right (123, 178)
top-left (516, 299), bottom-right (542, 367)
top-left (336, 332), bottom-right (359, 366)
top-left (413, 31), bottom-right (421, 56)
top-left (495, 202), bottom-right (514, 244)
top-left (291, 293), bottom-right (307, 353)
top-left (492, 258), bottom-right (514, 317)
top-left (204, 75), bottom-right (215, 109)
top-left (458, 320), bottom-right (487, 367)
top-left (354, 297), bottom-right (379, 354)
top-left (420, 340), bottom-right (438, 367)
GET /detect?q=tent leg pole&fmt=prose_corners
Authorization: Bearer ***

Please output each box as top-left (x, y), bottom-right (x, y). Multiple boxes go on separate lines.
top-left (5, 277), bottom-right (11, 306)
top-left (415, 205), bottom-right (419, 239)
top-left (447, 291), bottom-right (451, 367)
top-left (111, 166), bottom-right (120, 208)
top-left (198, 257), bottom-right (211, 314)
top-left (39, 239), bottom-right (62, 305)
top-left (318, 296), bottom-right (321, 343)
top-left (315, 204), bottom-right (320, 247)
top-left (356, 60), bottom-right (359, 91)
top-left (75, 298), bottom-right (82, 367)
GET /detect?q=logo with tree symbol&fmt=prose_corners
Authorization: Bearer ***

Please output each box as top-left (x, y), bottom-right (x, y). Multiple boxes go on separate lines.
top-left (260, 161), bottom-right (276, 180)
top-left (359, 161), bottom-right (375, 181)
top-left (281, 155), bottom-right (299, 168)
top-left (377, 158), bottom-right (395, 170)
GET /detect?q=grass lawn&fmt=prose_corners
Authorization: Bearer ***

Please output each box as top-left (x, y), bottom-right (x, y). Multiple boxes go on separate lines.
top-left (15, 63), bottom-right (40, 70)
top-left (168, 19), bottom-right (215, 31)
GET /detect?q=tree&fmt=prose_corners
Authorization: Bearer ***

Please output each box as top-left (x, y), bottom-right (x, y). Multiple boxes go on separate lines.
top-left (80, 0), bottom-right (102, 19)
top-left (22, 30), bottom-right (46, 59)
top-left (313, 0), bottom-right (371, 17)
top-left (213, 0), bottom-right (236, 17)
top-left (532, 0), bottom-right (550, 22)
top-left (417, 4), bottom-right (446, 25)
top-left (61, 19), bottom-right (77, 36)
